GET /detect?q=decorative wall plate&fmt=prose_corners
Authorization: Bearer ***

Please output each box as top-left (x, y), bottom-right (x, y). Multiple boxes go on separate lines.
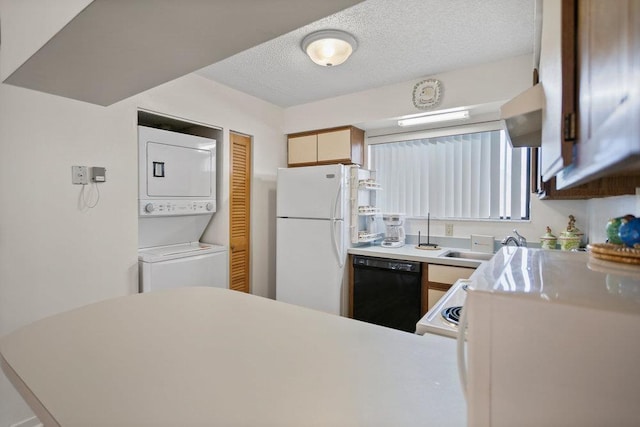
top-left (412, 79), bottom-right (442, 109)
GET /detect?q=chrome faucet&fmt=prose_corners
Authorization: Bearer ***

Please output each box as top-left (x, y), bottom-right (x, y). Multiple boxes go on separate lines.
top-left (501, 229), bottom-right (527, 247)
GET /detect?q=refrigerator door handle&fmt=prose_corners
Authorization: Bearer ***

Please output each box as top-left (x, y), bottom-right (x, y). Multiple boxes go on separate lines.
top-left (331, 183), bottom-right (344, 268)
top-left (331, 219), bottom-right (344, 268)
top-left (331, 176), bottom-right (341, 222)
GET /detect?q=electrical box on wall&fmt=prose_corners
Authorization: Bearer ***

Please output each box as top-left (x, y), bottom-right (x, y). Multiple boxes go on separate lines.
top-left (91, 167), bottom-right (106, 182)
top-left (72, 166), bottom-right (106, 184)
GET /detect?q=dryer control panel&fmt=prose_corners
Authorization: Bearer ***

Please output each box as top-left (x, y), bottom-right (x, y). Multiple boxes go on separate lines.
top-left (139, 200), bottom-right (216, 217)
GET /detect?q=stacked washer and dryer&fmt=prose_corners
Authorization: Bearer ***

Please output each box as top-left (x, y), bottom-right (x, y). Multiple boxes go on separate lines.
top-left (137, 125), bottom-right (228, 292)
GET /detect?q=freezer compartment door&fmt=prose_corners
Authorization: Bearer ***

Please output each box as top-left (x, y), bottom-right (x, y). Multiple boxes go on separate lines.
top-left (139, 250), bottom-right (228, 292)
top-left (277, 164), bottom-right (346, 220)
top-left (276, 218), bottom-right (346, 315)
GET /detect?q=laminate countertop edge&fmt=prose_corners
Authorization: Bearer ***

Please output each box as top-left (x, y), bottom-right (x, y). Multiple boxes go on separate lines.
top-left (348, 245), bottom-right (487, 267)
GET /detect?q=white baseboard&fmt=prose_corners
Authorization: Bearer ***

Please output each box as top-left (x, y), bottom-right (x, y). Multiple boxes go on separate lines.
top-left (10, 416), bottom-right (42, 427)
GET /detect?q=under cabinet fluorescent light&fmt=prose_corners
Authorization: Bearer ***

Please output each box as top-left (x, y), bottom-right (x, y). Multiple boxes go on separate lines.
top-left (398, 110), bottom-right (470, 127)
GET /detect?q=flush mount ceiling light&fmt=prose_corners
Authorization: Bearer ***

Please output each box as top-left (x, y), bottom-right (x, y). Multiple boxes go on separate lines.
top-left (397, 110), bottom-right (470, 127)
top-left (302, 30), bottom-right (357, 67)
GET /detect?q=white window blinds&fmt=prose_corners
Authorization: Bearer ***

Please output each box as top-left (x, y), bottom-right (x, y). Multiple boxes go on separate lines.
top-left (369, 130), bottom-right (529, 220)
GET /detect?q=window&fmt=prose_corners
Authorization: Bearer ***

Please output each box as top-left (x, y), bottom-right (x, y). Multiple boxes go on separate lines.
top-left (368, 128), bottom-right (530, 220)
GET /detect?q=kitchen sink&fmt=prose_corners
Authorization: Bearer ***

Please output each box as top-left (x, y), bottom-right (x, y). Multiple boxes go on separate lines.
top-left (440, 250), bottom-right (494, 261)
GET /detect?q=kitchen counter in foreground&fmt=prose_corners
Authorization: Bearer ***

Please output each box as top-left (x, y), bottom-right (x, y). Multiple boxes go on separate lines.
top-left (0, 287), bottom-right (465, 426)
top-left (349, 244), bottom-right (487, 268)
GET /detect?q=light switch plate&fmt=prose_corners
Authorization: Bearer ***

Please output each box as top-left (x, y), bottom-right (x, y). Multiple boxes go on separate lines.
top-left (72, 166), bottom-right (88, 185)
top-left (471, 234), bottom-right (494, 253)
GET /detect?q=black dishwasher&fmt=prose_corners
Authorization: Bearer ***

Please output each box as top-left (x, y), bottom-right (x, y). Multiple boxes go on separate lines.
top-left (352, 255), bottom-right (421, 333)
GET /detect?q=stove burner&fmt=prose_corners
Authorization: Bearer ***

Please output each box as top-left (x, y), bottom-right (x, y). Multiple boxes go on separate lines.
top-left (441, 306), bottom-right (463, 326)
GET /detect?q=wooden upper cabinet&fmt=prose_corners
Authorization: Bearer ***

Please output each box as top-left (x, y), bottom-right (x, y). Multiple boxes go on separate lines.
top-left (533, 146), bottom-right (640, 200)
top-left (556, 0), bottom-right (640, 187)
top-left (287, 126), bottom-right (364, 167)
top-left (578, 1), bottom-right (630, 142)
top-left (539, 0), bottom-right (576, 181)
top-left (544, 0), bottom-right (640, 190)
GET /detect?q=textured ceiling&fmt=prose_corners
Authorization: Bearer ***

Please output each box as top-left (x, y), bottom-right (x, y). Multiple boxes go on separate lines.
top-left (196, 0), bottom-right (536, 108)
top-left (2, 0), bottom-right (363, 106)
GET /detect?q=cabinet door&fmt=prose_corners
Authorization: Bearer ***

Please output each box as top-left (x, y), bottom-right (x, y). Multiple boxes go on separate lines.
top-left (288, 134), bottom-right (317, 165)
top-left (539, 0), bottom-right (576, 181)
top-left (429, 265), bottom-right (474, 284)
top-left (422, 264), bottom-right (475, 315)
top-left (317, 129), bottom-right (351, 162)
top-left (575, 0), bottom-right (637, 166)
top-left (427, 289), bottom-right (447, 312)
top-left (578, 0), bottom-right (629, 146)
top-left (556, 0), bottom-right (640, 188)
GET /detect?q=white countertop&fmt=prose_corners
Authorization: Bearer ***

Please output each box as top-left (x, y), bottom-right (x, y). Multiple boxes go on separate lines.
top-left (348, 244), bottom-right (487, 268)
top-left (473, 247), bottom-right (640, 313)
top-left (0, 287), bottom-right (466, 426)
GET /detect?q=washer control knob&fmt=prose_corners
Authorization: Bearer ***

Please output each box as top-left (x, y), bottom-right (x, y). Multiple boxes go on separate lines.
top-left (206, 203), bottom-right (214, 211)
top-left (145, 203), bottom-right (155, 213)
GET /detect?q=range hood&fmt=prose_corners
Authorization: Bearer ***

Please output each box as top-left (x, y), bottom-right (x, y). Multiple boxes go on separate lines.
top-left (500, 83), bottom-right (544, 147)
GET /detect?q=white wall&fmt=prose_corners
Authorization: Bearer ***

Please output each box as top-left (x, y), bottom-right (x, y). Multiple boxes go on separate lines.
top-left (587, 193), bottom-right (640, 244)
top-left (283, 54), bottom-right (534, 134)
top-left (0, 74), bottom-right (285, 426)
top-left (405, 197), bottom-right (589, 247)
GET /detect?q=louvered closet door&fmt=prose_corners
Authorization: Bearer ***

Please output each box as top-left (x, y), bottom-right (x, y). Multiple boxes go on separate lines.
top-left (229, 132), bottom-right (251, 293)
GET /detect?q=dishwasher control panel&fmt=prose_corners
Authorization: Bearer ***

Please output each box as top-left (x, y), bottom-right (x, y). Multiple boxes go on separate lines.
top-left (353, 255), bottom-right (420, 272)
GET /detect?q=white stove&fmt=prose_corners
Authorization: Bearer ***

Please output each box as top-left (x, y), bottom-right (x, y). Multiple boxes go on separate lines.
top-left (415, 278), bottom-right (471, 338)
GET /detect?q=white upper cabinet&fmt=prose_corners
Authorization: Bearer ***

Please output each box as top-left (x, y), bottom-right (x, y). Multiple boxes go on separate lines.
top-left (287, 126), bottom-right (364, 167)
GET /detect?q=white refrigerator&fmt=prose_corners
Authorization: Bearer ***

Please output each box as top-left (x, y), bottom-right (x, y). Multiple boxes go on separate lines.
top-left (276, 164), bottom-right (350, 315)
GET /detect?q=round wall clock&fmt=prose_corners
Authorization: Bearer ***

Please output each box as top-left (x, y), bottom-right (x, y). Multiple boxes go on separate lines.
top-left (412, 79), bottom-right (442, 109)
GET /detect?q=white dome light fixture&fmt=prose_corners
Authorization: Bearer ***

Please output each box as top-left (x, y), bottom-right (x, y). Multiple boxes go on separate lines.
top-left (302, 30), bottom-right (357, 67)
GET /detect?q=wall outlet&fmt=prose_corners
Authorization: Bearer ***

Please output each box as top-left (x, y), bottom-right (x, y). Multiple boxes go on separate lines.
top-left (445, 223), bottom-right (454, 236)
top-left (71, 166), bottom-right (88, 185)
